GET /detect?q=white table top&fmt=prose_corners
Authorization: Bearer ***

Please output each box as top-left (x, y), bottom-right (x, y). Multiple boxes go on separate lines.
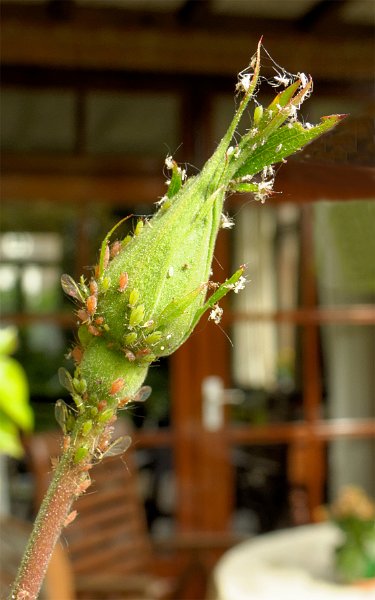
top-left (211, 523), bottom-right (375, 600)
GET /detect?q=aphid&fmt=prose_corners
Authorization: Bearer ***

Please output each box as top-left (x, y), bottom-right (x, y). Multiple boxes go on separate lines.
top-left (88, 324), bottom-right (101, 337)
top-left (135, 347), bottom-right (151, 359)
top-left (118, 385), bottom-right (152, 409)
top-left (74, 446), bottom-right (89, 464)
top-left (124, 332), bottom-right (137, 346)
top-left (134, 219), bottom-right (144, 236)
top-left (96, 435), bottom-right (132, 460)
top-left (77, 309), bottom-right (90, 323)
top-left (61, 274), bottom-right (86, 304)
top-left (275, 143), bottom-right (283, 153)
top-left (133, 385), bottom-right (152, 403)
top-left (58, 367), bottom-right (74, 394)
top-left (110, 377), bottom-right (125, 396)
top-left (144, 331), bottom-right (162, 345)
top-left (110, 240), bottom-right (122, 258)
top-left (95, 316), bottom-right (104, 326)
top-left (71, 345), bottom-right (83, 364)
top-left (129, 304), bottom-right (145, 327)
top-left (253, 104), bottom-right (263, 126)
top-left (124, 349), bottom-right (136, 362)
top-left (81, 420), bottom-right (93, 436)
top-left (55, 399), bottom-right (73, 434)
top-left (98, 408), bottom-right (114, 423)
top-left (76, 476), bottom-right (91, 495)
top-left (63, 435), bottom-right (71, 451)
top-left (118, 272), bottom-right (129, 292)
top-left (97, 400), bottom-right (107, 412)
top-left (168, 266), bottom-right (174, 277)
top-left (79, 462), bottom-right (93, 473)
top-left (101, 276), bottom-right (111, 292)
top-left (89, 279), bottom-right (98, 296)
top-left (128, 289), bottom-right (140, 307)
top-left (51, 456), bottom-right (59, 470)
top-left (86, 294), bottom-right (97, 316)
top-left (103, 244), bottom-right (110, 270)
top-left (64, 510), bottom-right (77, 527)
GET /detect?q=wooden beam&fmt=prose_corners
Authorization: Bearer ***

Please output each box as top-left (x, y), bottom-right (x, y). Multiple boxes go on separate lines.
top-left (1, 11), bottom-right (373, 81)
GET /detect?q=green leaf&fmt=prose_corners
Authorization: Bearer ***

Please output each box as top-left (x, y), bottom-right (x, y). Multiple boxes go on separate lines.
top-left (0, 327), bottom-right (18, 356)
top-left (233, 115), bottom-right (345, 180)
top-left (0, 356), bottom-right (33, 431)
top-left (0, 411), bottom-right (24, 458)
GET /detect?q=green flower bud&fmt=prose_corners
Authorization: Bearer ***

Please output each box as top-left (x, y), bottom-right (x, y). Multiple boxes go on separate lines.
top-left (67, 40), bottom-right (344, 412)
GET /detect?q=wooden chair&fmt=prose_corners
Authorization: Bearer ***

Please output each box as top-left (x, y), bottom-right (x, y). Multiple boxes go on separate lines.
top-left (24, 419), bottom-right (175, 600)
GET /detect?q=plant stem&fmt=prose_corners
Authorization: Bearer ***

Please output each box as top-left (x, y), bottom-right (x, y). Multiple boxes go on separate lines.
top-left (10, 447), bottom-right (81, 600)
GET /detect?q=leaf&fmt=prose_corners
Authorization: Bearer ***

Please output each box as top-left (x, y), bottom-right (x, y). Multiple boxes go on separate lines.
top-left (0, 327), bottom-right (18, 356)
top-left (233, 115), bottom-right (346, 180)
top-left (0, 411), bottom-right (24, 458)
top-left (0, 356), bottom-right (32, 431)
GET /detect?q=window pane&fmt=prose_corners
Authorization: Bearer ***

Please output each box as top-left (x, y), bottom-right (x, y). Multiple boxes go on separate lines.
top-left (86, 92), bottom-right (179, 156)
top-left (321, 324), bottom-right (375, 420)
top-left (1, 89), bottom-right (76, 152)
top-left (327, 438), bottom-right (375, 502)
top-left (314, 200), bottom-right (375, 305)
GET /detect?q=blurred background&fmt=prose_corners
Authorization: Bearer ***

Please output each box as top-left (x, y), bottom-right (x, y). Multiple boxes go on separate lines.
top-left (1, 1), bottom-right (374, 598)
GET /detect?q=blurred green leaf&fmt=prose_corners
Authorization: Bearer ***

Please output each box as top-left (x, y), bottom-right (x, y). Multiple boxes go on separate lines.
top-left (0, 355), bottom-right (33, 431)
top-left (0, 411), bottom-right (24, 458)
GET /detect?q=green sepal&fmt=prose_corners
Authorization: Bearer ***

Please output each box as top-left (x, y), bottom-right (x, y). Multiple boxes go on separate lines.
top-left (99, 215), bottom-right (132, 277)
top-left (191, 267), bottom-right (245, 330)
top-left (233, 115), bottom-right (346, 180)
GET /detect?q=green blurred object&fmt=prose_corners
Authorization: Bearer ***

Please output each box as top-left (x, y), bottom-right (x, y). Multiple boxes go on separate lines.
top-left (330, 486), bottom-right (375, 583)
top-left (0, 327), bottom-right (33, 457)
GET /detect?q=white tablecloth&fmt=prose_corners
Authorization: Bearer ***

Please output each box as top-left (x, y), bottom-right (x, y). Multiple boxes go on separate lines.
top-left (211, 523), bottom-right (375, 600)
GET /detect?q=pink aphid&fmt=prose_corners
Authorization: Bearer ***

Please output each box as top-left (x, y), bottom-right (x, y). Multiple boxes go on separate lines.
top-left (86, 294), bottom-right (97, 316)
top-left (110, 377), bottom-right (125, 396)
top-left (110, 240), bottom-right (122, 258)
top-left (64, 510), bottom-right (77, 527)
top-left (89, 279), bottom-right (98, 295)
top-left (88, 324), bottom-right (101, 337)
top-left (118, 272), bottom-right (129, 292)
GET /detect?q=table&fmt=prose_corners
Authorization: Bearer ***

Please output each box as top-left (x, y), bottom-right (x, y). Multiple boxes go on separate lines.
top-left (209, 523), bottom-right (375, 599)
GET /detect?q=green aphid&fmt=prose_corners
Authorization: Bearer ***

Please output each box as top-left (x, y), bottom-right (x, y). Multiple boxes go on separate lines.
top-left (128, 289), bottom-right (140, 307)
top-left (81, 420), bottom-right (93, 436)
top-left (139, 353), bottom-right (156, 364)
top-left (101, 276), bottom-right (111, 292)
top-left (90, 407), bottom-right (98, 417)
top-left (124, 331), bottom-right (137, 346)
top-left (144, 331), bottom-right (163, 345)
top-left (98, 408), bottom-right (114, 423)
top-left (73, 377), bottom-right (87, 395)
top-left (123, 234), bottom-right (132, 247)
top-left (72, 393), bottom-right (84, 410)
top-left (129, 304), bottom-right (145, 327)
top-left (253, 104), bottom-right (263, 126)
top-left (134, 220), bottom-right (144, 236)
top-left (74, 446), bottom-right (89, 464)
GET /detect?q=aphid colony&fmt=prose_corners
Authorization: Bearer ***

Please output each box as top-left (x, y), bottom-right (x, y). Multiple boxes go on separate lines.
top-left (61, 217), bottom-right (167, 369)
top-left (55, 362), bottom-right (151, 466)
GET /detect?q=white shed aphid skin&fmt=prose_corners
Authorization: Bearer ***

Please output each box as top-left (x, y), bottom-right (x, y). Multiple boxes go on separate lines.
top-left (275, 143), bottom-right (283, 153)
top-left (220, 213), bottom-right (235, 230)
top-left (235, 72), bottom-right (252, 93)
top-left (209, 304), bottom-right (223, 325)
top-left (298, 72), bottom-right (308, 88)
top-left (165, 155), bottom-right (174, 170)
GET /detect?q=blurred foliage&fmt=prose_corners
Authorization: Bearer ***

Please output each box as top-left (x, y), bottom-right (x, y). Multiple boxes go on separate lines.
top-left (0, 327), bottom-right (33, 457)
